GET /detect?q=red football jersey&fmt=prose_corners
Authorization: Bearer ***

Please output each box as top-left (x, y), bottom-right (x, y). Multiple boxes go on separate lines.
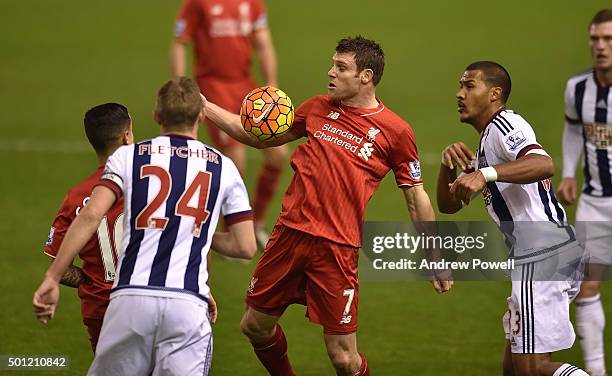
top-left (175, 0), bottom-right (267, 81)
top-left (44, 166), bottom-right (124, 319)
top-left (278, 95), bottom-right (423, 247)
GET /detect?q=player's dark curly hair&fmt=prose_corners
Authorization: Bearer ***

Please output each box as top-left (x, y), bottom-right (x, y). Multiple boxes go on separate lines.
top-left (84, 103), bottom-right (131, 155)
top-left (336, 36), bottom-right (385, 86)
top-left (465, 61), bottom-right (512, 104)
top-left (590, 9), bottom-right (612, 26)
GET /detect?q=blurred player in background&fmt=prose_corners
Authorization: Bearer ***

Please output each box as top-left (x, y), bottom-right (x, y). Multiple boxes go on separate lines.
top-left (43, 103), bottom-right (132, 352)
top-left (438, 61), bottom-right (587, 376)
top-left (170, 0), bottom-right (288, 246)
top-left (557, 9), bottom-right (612, 376)
top-left (205, 36), bottom-right (451, 376)
top-left (34, 78), bottom-right (257, 375)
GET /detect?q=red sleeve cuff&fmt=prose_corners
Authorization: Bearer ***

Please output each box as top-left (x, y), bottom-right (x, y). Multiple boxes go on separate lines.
top-left (95, 179), bottom-right (123, 200)
top-left (516, 144), bottom-right (544, 159)
top-left (224, 210), bottom-right (253, 226)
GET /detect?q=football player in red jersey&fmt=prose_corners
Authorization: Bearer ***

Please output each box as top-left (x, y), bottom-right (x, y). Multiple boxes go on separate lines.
top-left (42, 103), bottom-right (133, 352)
top-left (170, 0), bottom-right (288, 245)
top-left (205, 36), bottom-right (452, 376)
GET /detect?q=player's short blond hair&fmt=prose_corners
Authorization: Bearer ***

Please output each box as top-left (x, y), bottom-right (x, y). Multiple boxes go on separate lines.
top-left (156, 77), bottom-right (202, 130)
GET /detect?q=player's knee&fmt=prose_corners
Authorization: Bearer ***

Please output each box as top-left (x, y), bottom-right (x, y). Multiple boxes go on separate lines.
top-left (328, 350), bottom-right (353, 374)
top-left (577, 280), bottom-right (600, 298)
top-left (240, 314), bottom-right (272, 342)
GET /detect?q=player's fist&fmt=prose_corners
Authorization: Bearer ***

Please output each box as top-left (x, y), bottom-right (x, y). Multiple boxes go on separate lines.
top-left (449, 171), bottom-right (486, 204)
top-left (442, 142), bottom-right (475, 171)
top-left (556, 177), bottom-right (577, 206)
top-left (33, 277), bottom-right (60, 324)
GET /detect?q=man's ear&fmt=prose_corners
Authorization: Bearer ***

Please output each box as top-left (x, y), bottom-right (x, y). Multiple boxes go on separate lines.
top-left (490, 87), bottom-right (503, 103)
top-left (153, 111), bottom-right (161, 125)
top-left (361, 69), bottom-right (374, 85)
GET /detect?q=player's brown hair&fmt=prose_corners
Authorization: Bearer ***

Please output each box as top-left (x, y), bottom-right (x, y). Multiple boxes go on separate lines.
top-left (83, 103), bottom-right (131, 155)
top-left (590, 9), bottom-right (612, 26)
top-left (156, 77), bottom-right (202, 130)
top-left (465, 61), bottom-right (512, 104)
top-left (336, 36), bottom-right (385, 86)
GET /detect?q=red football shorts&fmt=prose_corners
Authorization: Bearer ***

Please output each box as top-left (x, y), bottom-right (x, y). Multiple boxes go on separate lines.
top-left (83, 317), bottom-right (104, 353)
top-left (197, 76), bottom-right (257, 149)
top-left (246, 224), bottom-right (360, 335)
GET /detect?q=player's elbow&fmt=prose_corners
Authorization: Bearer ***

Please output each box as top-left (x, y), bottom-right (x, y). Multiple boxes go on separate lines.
top-left (438, 203), bottom-right (461, 214)
top-left (79, 205), bottom-right (105, 224)
top-left (542, 157), bottom-right (555, 179)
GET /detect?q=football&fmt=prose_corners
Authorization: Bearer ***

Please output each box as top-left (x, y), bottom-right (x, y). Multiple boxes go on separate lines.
top-left (240, 86), bottom-right (294, 141)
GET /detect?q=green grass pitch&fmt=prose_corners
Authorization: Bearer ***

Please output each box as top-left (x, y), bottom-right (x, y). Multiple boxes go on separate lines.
top-left (1, 1), bottom-right (611, 374)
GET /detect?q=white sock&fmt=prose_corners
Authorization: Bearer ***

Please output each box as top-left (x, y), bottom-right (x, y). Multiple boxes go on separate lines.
top-left (552, 363), bottom-right (589, 376)
top-left (575, 293), bottom-right (606, 374)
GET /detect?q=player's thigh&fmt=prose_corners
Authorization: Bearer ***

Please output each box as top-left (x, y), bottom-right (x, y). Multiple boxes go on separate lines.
top-left (306, 240), bottom-right (359, 335)
top-left (246, 224), bottom-right (310, 315)
top-left (511, 352), bottom-right (552, 376)
top-left (576, 195), bottom-right (612, 267)
top-left (261, 144), bottom-right (289, 167)
top-left (155, 298), bottom-right (212, 376)
top-left (87, 295), bottom-right (157, 376)
top-left (506, 264), bottom-right (575, 355)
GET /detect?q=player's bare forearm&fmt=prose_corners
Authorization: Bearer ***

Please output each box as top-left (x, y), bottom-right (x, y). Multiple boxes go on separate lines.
top-left (59, 264), bottom-right (88, 288)
top-left (47, 209), bottom-right (103, 282)
top-left (211, 221), bottom-right (257, 259)
top-left (494, 154), bottom-right (554, 184)
top-left (403, 185), bottom-right (436, 222)
top-left (170, 40), bottom-right (187, 78)
top-left (437, 164), bottom-right (462, 214)
top-left (206, 102), bottom-right (301, 149)
top-left (253, 28), bottom-right (278, 87)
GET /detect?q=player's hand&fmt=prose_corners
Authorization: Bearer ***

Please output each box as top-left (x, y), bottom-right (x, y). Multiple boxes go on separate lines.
top-left (431, 272), bottom-right (454, 293)
top-left (449, 171), bottom-right (486, 204)
top-left (442, 142), bottom-right (475, 171)
top-left (208, 293), bottom-right (218, 324)
top-left (556, 177), bottom-right (577, 206)
top-left (33, 277), bottom-right (60, 324)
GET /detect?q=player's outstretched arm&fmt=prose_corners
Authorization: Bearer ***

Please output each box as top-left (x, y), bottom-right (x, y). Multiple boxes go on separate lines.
top-left (56, 264), bottom-right (89, 288)
top-left (33, 186), bottom-right (116, 324)
top-left (205, 101), bottom-right (301, 149)
top-left (211, 220), bottom-right (257, 259)
top-left (402, 185), bottom-right (453, 293)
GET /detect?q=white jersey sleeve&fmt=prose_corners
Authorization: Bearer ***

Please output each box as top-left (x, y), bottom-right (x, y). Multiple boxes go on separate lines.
top-left (219, 155), bottom-right (252, 225)
top-left (100, 144), bottom-right (132, 197)
top-left (488, 112), bottom-right (549, 162)
top-left (564, 80), bottom-right (580, 124)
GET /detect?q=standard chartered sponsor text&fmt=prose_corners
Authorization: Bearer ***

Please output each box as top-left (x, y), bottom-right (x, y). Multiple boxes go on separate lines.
top-left (314, 123), bottom-right (363, 152)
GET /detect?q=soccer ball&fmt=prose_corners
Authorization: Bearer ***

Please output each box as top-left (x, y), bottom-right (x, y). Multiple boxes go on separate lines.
top-left (240, 86), bottom-right (294, 141)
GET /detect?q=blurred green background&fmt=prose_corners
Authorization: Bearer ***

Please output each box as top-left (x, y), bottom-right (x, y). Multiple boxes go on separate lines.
top-left (1, 1), bottom-right (611, 374)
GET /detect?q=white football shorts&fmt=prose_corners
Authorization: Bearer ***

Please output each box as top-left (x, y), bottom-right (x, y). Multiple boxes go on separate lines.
top-left (576, 194), bottom-right (612, 266)
top-left (503, 251), bottom-right (582, 354)
top-left (88, 293), bottom-right (212, 376)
